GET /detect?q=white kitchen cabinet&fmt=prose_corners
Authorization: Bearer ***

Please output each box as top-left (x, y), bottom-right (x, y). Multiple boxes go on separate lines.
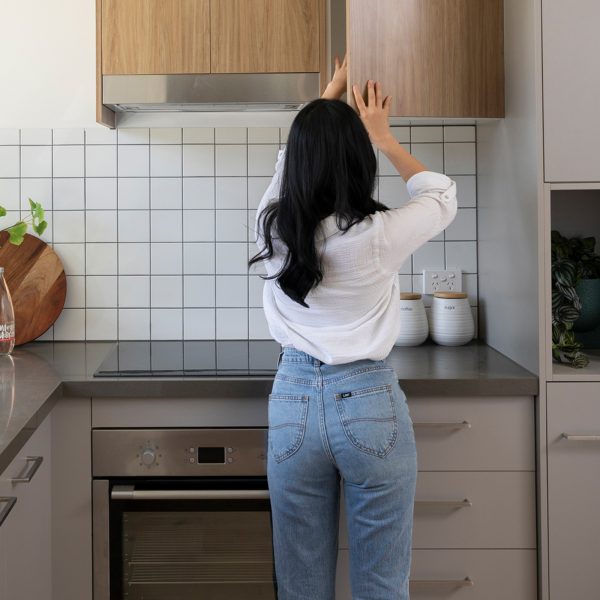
top-left (0, 415), bottom-right (52, 600)
top-left (335, 394), bottom-right (537, 599)
top-left (547, 382), bottom-right (600, 600)
top-left (542, 0), bottom-right (600, 182)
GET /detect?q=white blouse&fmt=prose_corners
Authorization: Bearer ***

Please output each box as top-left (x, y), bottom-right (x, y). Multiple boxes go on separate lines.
top-left (254, 148), bottom-right (458, 365)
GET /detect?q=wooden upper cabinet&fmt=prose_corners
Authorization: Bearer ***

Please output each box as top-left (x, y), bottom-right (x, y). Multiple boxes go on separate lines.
top-left (347, 0), bottom-right (505, 118)
top-left (102, 0), bottom-right (211, 74)
top-left (210, 0), bottom-right (321, 73)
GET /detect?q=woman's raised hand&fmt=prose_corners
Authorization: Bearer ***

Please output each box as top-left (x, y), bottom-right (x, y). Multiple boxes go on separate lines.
top-left (352, 80), bottom-right (393, 150)
top-left (321, 55), bottom-right (348, 100)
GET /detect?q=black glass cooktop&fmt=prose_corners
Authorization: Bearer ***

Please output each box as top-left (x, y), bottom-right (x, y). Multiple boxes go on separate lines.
top-left (93, 340), bottom-right (282, 377)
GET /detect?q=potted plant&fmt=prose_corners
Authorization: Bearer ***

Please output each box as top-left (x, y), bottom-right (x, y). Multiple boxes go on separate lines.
top-left (551, 231), bottom-right (600, 368)
top-left (0, 198), bottom-right (47, 244)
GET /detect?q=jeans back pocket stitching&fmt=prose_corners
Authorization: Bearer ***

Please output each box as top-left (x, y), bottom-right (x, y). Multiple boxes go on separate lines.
top-left (268, 395), bottom-right (309, 463)
top-left (334, 387), bottom-right (398, 459)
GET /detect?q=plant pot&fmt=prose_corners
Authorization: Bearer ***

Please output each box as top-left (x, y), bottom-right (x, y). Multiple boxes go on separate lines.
top-left (573, 278), bottom-right (600, 333)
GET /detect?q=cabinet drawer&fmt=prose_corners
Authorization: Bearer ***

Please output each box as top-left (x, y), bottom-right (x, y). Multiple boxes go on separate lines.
top-left (339, 472), bottom-right (535, 550)
top-left (547, 382), bottom-right (600, 600)
top-left (407, 396), bottom-right (534, 470)
top-left (335, 549), bottom-right (536, 600)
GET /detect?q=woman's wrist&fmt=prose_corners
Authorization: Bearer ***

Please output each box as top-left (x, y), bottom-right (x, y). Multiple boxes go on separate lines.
top-left (321, 81), bottom-right (345, 100)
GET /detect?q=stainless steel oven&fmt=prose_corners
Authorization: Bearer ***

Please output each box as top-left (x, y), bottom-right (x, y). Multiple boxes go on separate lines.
top-left (92, 428), bottom-right (276, 600)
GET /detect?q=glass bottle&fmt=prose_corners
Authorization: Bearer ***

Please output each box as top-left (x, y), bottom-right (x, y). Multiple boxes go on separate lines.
top-left (0, 268), bottom-right (15, 355)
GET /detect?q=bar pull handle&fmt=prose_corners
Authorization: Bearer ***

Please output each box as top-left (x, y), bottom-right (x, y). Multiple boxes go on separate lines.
top-left (410, 577), bottom-right (474, 589)
top-left (0, 497), bottom-right (17, 527)
top-left (562, 433), bottom-right (600, 441)
top-left (11, 456), bottom-right (44, 483)
top-left (413, 421), bottom-right (471, 429)
top-left (111, 486), bottom-right (270, 501)
top-left (415, 498), bottom-right (472, 509)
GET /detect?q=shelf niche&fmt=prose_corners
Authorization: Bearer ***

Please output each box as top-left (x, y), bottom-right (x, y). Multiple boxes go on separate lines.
top-left (550, 188), bottom-right (600, 380)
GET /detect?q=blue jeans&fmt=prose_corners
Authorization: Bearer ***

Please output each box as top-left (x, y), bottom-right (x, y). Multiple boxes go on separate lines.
top-left (267, 347), bottom-right (418, 600)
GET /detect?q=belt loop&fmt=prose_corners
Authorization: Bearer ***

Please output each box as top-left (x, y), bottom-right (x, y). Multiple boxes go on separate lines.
top-left (277, 349), bottom-right (284, 368)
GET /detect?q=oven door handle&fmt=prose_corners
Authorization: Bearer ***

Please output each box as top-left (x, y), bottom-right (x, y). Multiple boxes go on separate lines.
top-left (110, 485), bottom-right (270, 501)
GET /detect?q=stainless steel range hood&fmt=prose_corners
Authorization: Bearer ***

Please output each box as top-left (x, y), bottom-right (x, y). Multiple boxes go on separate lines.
top-left (103, 73), bottom-right (320, 112)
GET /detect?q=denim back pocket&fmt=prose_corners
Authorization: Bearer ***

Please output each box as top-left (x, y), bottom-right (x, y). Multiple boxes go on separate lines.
top-left (268, 394), bottom-right (309, 463)
top-left (335, 384), bottom-right (398, 458)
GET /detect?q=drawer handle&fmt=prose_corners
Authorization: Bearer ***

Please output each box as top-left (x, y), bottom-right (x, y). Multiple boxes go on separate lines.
top-left (0, 497), bottom-right (17, 527)
top-left (413, 421), bottom-right (471, 429)
top-left (11, 456), bottom-right (43, 483)
top-left (562, 433), bottom-right (600, 441)
top-left (415, 498), bottom-right (472, 509)
top-left (410, 576), bottom-right (474, 589)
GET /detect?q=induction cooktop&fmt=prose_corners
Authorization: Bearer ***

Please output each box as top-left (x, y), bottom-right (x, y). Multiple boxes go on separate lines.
top-left (93, 340), bottom-right (282, 377)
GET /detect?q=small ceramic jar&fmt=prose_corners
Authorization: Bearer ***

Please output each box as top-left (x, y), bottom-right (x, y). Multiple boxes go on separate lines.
top-left (395, 292), bottom-right (429, 347)
top-left (429, 292), bottom-right (474, 346)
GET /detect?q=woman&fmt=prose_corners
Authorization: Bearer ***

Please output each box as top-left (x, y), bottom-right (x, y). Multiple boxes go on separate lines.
top-left (250, 58), bottom-right (458, 600)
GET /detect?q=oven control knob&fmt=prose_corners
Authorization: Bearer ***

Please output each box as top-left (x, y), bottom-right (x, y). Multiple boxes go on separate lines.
top-left (141, 448), bottom-right (157, 466)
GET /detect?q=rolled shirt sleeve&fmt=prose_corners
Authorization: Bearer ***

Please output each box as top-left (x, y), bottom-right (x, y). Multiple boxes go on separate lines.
top-left (378, 170), bottom-right (458, 273)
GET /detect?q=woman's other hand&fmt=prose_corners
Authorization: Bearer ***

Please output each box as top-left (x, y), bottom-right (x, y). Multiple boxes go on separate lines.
top-left (321, 55), bottom-right (347, 100)
top-left (352, 80), bottom-right (394, 150)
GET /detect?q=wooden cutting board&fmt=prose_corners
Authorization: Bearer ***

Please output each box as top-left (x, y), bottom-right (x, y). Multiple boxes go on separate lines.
top-left (0, 232), bottom-right (67, 345)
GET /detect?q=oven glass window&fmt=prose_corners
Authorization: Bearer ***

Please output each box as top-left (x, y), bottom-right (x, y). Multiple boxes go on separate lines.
top-left (120, 509), bottom-right (275, 600)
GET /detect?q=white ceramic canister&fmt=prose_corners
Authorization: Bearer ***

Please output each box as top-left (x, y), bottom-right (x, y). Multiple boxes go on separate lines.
top-left (429, 292), bottom-right (474, 346)
top-left (395, 292), bottom-right (429, 347)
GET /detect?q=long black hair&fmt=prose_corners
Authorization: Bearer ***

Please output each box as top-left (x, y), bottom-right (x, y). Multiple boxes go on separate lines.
top-left (249, 98), bottom-right (389, 307)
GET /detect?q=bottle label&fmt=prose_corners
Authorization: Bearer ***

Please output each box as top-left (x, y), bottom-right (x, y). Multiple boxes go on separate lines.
top-left (0, 322), bottom-right (15, 341)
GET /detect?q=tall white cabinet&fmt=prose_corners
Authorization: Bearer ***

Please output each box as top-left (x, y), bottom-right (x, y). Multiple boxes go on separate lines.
top-left (542, 0), bottom-right (600, 182)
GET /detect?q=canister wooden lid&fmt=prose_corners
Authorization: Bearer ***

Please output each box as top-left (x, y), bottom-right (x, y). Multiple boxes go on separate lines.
top-left (433, 291), bottom-right (468, 299)
top-left (400, 292), bottom-right (422, 300)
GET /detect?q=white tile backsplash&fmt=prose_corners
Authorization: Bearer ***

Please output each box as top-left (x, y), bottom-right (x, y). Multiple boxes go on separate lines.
top-left (184, 308), bottom-right (216, 339)
top-left (2, 125), bottom-right (478, 340)
top-left (215, 145), bottom-right (247, 176)
top-left (183, 145), bottom-right (214, 176)
top-left (21, 128), bottom-right (52, 145)
top-left (53, 145), bottom-right (84, 178)
top-left (151, 178), bottom-right (182, 210)
top-left (86, 145), bottom-right (117, 177)
top-left (118, 211), bottom-right (150, 242)
top-left (118, 243), bottom-right (150, 275)
top-left (86, 211), bottom-right (118, 243)
top-left (118, 145), bottom-right (149, 177)
top-left (183, 127), bottom-right (214, 144)
top-left (0, 179), bottom-right (20, 210)
top-left (54, 178), bottom-right (85, 210)
top-left (0, 129), bottom-right (20, 145)
top-left (150, 145), bottom-right (182, 177)
top-left (248, 145), bottom-right (280, 176)
top-left (118, 178), bottom-right (150, 210)
top-left (183, 177), bottom-right (214, 209)
top-left (21, 178), bottom-right (52, 210)
top-left (118, 308), bottom-right (150, 340)
top-left (86, 178), bottom-right (117, 210)
top-left (21, 146), bottom-right (52, 177)
top-left (150, 243), bottom-right (183, 275)
top-left (216, 177), bottom-right (247, 209)
top-left (444, 143), bottom-right (476, 175)
top-left (0, 147), bottom-right (19, 177)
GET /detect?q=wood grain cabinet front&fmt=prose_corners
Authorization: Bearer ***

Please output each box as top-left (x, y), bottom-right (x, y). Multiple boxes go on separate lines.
top-left (101, 0), bottom-right (211, 75)
top-left (547, 382), bottom-right (600, 600)
top-left (346, 0), bottom-right (505, 118)
top-left (210, 0), bottom-right (322, 74)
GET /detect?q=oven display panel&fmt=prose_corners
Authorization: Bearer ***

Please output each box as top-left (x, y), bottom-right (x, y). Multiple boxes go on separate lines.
top-left (197, 447), bottom-right (226, 463)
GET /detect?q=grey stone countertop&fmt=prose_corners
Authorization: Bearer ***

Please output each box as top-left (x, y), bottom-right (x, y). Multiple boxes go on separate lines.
top-left (0, 340), bottom-right (537, 473)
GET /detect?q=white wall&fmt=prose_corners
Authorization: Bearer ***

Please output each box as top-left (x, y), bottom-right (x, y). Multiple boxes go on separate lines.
top-left (476, 0), bottom-right (541, 374)
top-left (0, 0), bottom-right (97, 128)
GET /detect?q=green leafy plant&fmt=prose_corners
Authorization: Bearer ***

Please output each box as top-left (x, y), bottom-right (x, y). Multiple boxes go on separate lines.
top-left (0, 198), bottom-right (47, 245)
top-left (551, 231), bottom-right (600, 368)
